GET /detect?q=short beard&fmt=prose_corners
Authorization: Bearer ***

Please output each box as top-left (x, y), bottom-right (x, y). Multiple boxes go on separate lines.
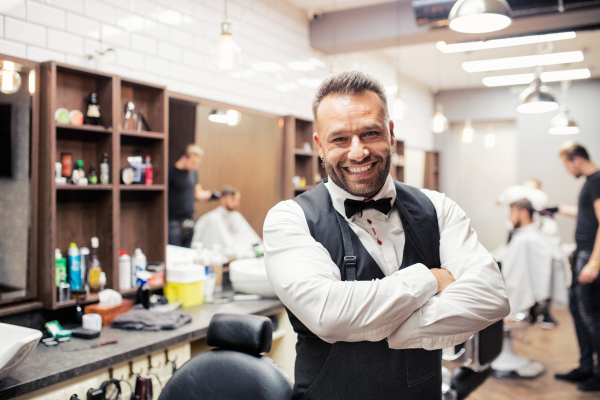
top-left (323, 152), bottom-right (391, 198)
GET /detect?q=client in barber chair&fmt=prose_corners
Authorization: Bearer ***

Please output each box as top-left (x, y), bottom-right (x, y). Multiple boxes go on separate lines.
top-left (491, 198), bottom-right (567, 378)
top-left (191, 185), bottom-right (263, 258)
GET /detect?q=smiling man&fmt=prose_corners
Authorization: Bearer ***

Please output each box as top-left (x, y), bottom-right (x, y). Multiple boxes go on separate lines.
top-left (263, 71), bottom-right (509, 400)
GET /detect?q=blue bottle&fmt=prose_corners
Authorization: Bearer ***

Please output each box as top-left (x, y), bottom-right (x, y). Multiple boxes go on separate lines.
top-left (68, 243), bottom-right (82, 291)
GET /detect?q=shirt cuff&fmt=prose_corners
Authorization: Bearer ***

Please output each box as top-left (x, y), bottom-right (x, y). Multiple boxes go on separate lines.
top-left (395, 263), bottom-right (437, 309)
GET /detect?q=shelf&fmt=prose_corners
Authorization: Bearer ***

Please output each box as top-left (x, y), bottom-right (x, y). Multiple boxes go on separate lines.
top-left (120, 129), bottom-right (165, 139)
top-left (119, 283), bottom-right (165, 296)
top-left (293, 149), bottom-right (316, 156)
top-left (56, 123), bottom-right (113, 133)
top-left (120, 184), bottom-right (165, 191)
top-left (56, 184), bottom-right (112, 190)
top-left (54, 294), bottom-right (99, 310)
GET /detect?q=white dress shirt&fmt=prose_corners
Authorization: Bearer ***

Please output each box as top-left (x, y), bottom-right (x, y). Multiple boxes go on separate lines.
top-left (263, 175), bottom-right (509, 350)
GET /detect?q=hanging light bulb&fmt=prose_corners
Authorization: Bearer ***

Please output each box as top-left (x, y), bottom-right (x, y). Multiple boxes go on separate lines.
top-left (485, 127), bottom-right (496, 148)
top-left (431, 104), bottom-right (448, 133)
top-left (28, 70), bottom-right (35, 94)
top-left (548, 80), bottom-right (579, 135)
top-left (517, 76), bottom-right (558, 114)
top-left (449, 0), bottom-right (512, 34)
top-left (213, 1), bottom-right (241, 71)
top-left (0, 60), bottom-right (22, 94)
top-left (393, 94), bottom-right (406, 120)
top-left (462, 119), bottom-right (475, 143)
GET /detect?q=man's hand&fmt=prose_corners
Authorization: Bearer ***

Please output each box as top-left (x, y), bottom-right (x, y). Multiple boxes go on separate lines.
top-left (195, 183), bottom-right (212, 201)
top-left (579, 263), bottom-right (600, 284)
top-left (430, 268), bottom-right (455, 294)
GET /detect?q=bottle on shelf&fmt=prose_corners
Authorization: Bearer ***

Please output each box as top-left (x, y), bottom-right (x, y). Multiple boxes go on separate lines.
top-left (89, 237), bottom-right (102, 293)
top-left (55, 249), bottom-right (67, 287)
top-left (99, 272), bottom-right (107, 292)
top-left (61, 153), bottom-right (72, 182)
top-left (86, 93), bottom-right (101, 126)
top-left (144, 155), bottom-right (153, 185)
top-left (119, 250), bottom-right (132, 290)
top-left (68, 243), bottom-right (82, 291)
top-left (133, 248), bottom-right (147, 287)
top-left (120, 251), bottom-right (134, 289)
top-left (80, 246), bottom-right (90, 293)
top-left (89, 164), bottom-right (98, 184)
top-left (100, 153), bottom-right (109, 184)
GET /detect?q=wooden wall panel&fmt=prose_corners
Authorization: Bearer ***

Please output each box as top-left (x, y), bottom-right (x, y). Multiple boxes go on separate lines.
top-left (193, 106), bottom-right (283, 237)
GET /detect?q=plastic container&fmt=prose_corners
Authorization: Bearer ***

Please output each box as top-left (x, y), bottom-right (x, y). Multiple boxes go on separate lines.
top-left (164, 265), bottom-right (206, 307)
top-left (119, 251), bottom-right (132, 290)
top-left (132, 248), bottom-right (147, 287)
top-left (229, 257), bottom-right (276, 297)
top-left (67, 243), bottom-right (82, 291)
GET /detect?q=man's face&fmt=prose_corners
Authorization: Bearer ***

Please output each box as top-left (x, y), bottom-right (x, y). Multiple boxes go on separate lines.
top-left (509, 206), bottom-right (522, 229)
top-left (561, 155), bottom-right (582, 178)
top-left (187, 154), bottom-right (201, 171)
top-left (221, 192), bottom-right (241, 211)
top-left (313, 91), bottom-right (394, 198)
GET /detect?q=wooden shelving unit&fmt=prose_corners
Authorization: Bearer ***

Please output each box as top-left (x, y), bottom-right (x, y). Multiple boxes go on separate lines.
top-left (424, 150), bottom-right (440, 191)
top-left (39, 61), bottom-right (168, 309)
top-left (282, 116), bottom-right (326, 199)
top-left (391, 140), bottom-right (405, 182)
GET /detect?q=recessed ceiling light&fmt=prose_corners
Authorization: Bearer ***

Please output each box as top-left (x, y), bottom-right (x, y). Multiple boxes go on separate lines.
top-left (463, 51), bottom-right (584, 72)
top-left (482, 68), bottom-right (591, 87)
top-left (436, 31), bottom-right (577, 53)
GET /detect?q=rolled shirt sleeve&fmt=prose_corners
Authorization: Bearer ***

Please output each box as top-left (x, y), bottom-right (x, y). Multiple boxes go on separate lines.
top-left (387, 191), bottom-right (510, 350)
top-left (264, 200), bottom-right (438, 343)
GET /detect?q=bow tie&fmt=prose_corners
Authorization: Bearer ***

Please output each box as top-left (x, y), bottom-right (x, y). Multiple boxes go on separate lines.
top-left (344, 197), bottom-right (393, 219)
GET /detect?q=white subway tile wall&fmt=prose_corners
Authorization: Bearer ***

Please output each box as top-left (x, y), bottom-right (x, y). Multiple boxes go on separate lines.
top-left (0, 0), bottom-right (433, 148)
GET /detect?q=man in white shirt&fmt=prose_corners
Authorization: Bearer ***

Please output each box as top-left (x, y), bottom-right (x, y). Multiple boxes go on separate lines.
top-left (263, 71), bottom-right (509, 400)
top-left (192, 186), bottom-right (262, 258)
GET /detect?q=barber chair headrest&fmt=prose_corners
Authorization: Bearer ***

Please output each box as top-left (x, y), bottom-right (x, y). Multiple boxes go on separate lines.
top-left (207, 313), bottom-right (273, 356)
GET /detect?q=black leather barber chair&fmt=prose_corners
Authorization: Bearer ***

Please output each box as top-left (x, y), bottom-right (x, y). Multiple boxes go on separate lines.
top-left (158, 314), bottom-right (293, 400)
top-left (441, 320), bottom-right (504, 400)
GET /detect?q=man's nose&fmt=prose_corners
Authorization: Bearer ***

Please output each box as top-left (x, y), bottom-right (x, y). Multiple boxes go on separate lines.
top-left (348, 136), bottom-right (369, 161)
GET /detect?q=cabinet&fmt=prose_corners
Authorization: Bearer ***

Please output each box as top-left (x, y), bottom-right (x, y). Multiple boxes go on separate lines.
top-left (424, 151), bottom-right (440, 191)
top-left (391, 140), bottom-right (405, 182)
top-left (282, 116), bottom-right (325, 199)
top-left (38, 62), bottom-right (167, 309)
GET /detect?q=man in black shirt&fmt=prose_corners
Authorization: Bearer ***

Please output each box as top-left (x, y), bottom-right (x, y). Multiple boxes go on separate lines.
top-left (553, 142), bottom-right (600, 392)
top-left (168, 144), bottom-right (212, 247)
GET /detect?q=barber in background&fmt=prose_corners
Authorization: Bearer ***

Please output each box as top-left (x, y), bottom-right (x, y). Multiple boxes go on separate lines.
top-left (551, 142), bottom-right (600, 392)
top-left (168, 144), bottom-right (213, 248)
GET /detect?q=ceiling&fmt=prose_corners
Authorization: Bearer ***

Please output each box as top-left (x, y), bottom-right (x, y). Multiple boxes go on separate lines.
top-left (286, 0), bottom-right (600, 91)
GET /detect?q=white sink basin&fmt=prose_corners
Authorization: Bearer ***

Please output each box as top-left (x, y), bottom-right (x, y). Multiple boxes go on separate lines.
top-left (0, 323), bottom-right (42, 382)
top-left (229, 257), bottom-right (276, 297)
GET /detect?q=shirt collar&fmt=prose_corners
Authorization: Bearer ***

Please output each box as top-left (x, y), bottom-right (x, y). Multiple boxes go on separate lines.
top-left (324, 174), bottom-right (396, 221)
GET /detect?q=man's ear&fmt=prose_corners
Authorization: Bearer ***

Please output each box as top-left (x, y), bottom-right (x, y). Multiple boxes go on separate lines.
top-left (314, 131), bottom-right (324, 158)
top-left (389, 120), bottom-right (395, 146)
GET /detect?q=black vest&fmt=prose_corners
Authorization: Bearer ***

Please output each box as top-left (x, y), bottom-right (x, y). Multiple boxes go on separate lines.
top-left (289, 180), bottom-right (442, 400)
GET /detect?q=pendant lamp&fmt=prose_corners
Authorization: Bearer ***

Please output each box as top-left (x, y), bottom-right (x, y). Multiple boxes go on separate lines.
top-left (431, 104), bottom-right (449, 133)
top-left (517, 77), bottom-right (558, 114)
top-left (0, 60), bottom-right (22, 94)
top-left (549, 80), bottom-right (579, 134)
top-left (393, 94), bottom-right (406, 120)
top-left (449, 0), bottom-right (512, 34)
top-left (462, 119), bottom-right (474, 143)
top-left (213, 0), bottom-right (241, 71)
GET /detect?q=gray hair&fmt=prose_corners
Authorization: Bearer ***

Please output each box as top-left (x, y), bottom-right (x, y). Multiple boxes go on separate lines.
top-left (312, 71), bottom-right (389, 122)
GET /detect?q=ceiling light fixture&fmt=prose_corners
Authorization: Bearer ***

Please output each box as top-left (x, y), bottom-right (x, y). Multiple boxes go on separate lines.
top-left (462, 119), bottom-right (475, 143)
top-left (0, 60), bottom-right (22, 94)
top-left (549, 80), bottom-right (580, 135)
top-left (463, 51), bottom-right (584, 72)
top-left (431, 105), bottom-right (448, 133)
top-left (485, 127), bottom-right (496, 148)
top-left (213, 0), bottom-right (241, 71)
top-left (208, 109), bottom-right (242, 126)
top-left (482, 68), bottom-right (591, 87)
top-left (448, 0), bottom-right (512, 34)
top-left (436, 31), bottom-right (577, 53)
top-left (517, 75), bottom-right (558, 114)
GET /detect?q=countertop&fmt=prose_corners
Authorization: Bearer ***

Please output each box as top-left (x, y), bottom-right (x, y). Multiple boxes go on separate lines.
top-left (0, 298), bottom-right (284, 399)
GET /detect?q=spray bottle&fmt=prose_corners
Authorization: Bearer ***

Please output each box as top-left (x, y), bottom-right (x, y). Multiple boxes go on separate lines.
top-left (68, 243), bottom-right (82, 291)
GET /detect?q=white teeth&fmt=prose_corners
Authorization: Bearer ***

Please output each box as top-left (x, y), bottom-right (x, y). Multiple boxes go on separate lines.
top-left (347, 164), bottom-right (373, 173)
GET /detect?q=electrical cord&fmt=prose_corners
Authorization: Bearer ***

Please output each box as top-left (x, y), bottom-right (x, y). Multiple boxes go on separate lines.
top-left (99, 378), bottom-right (121, 400)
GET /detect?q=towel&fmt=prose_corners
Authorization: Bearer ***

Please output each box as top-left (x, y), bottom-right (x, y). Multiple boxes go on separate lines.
top-left (111, 305), bottom-right (191, 331)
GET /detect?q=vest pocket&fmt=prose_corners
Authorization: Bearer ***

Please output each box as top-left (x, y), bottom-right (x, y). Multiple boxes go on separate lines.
top-left (405, 349), bottom-right (438, 388)
top-left (301, 344), bottom-right (338, 400)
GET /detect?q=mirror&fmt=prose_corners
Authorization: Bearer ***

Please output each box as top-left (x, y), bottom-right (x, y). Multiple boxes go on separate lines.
top-left (0, 56), bottom-right (39, 306)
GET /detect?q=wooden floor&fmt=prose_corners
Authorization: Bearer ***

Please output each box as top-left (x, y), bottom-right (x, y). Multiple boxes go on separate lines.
top-left (447, 307), bottom-right (600, 400)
